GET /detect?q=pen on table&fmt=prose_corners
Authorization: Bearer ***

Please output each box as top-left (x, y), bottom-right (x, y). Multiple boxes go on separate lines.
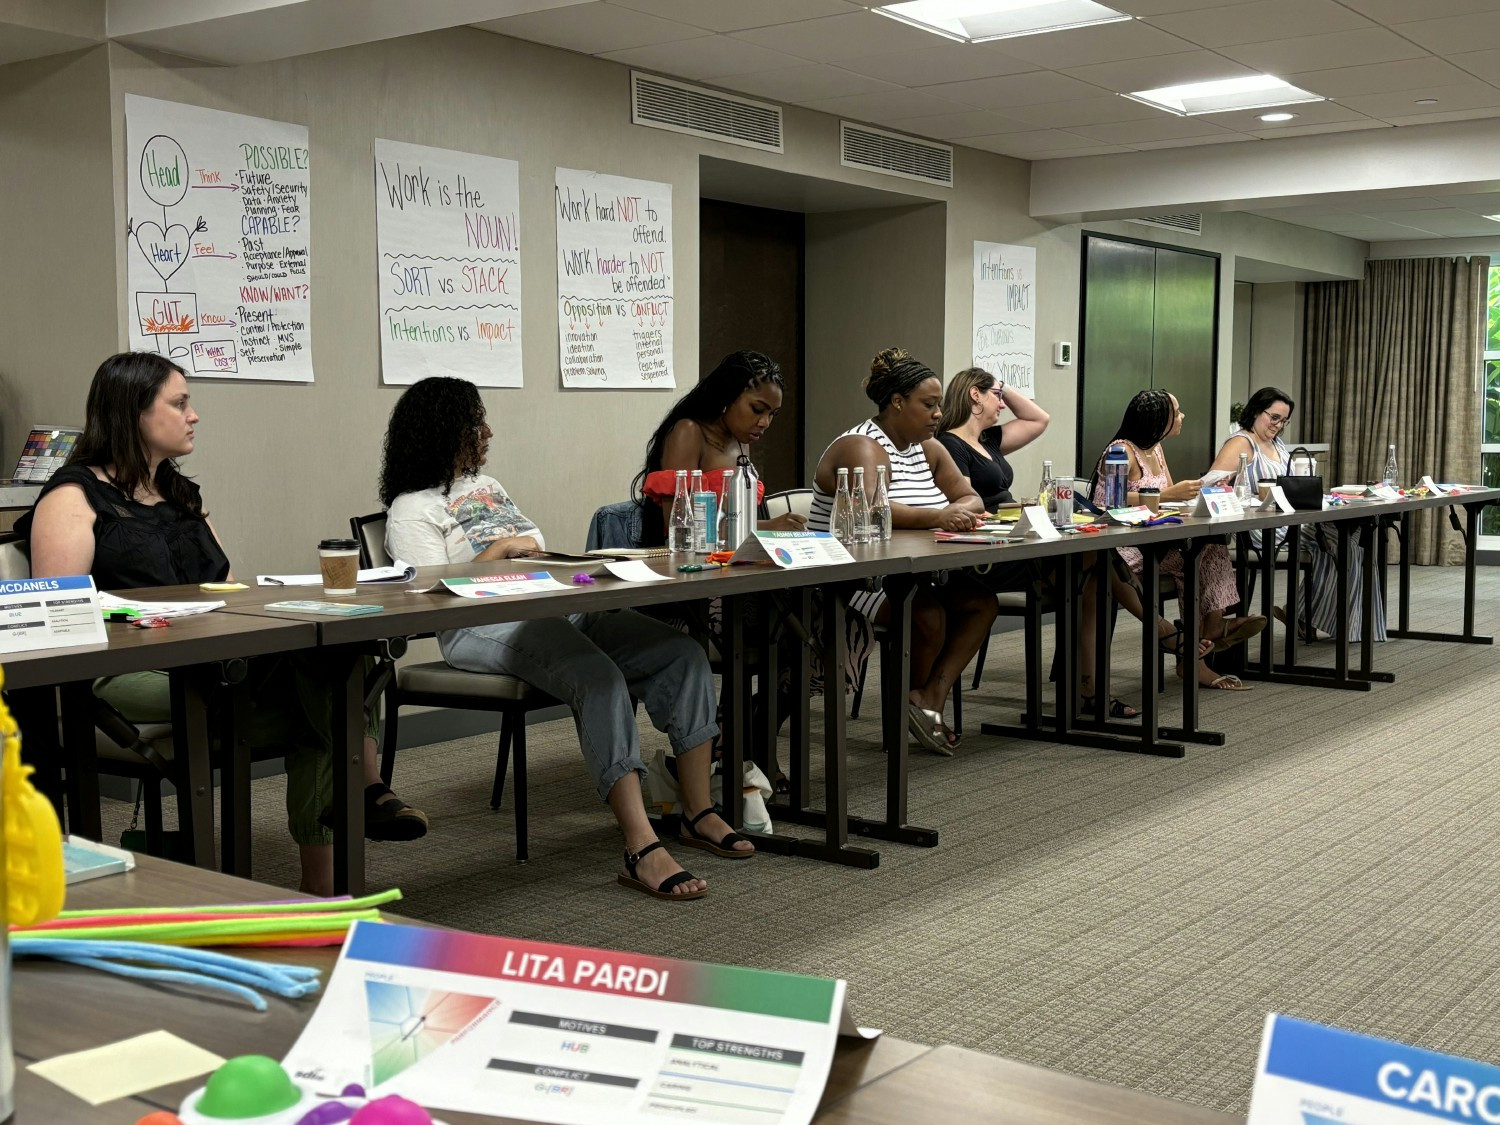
top-left (677, 564), bottom-right (706, 572)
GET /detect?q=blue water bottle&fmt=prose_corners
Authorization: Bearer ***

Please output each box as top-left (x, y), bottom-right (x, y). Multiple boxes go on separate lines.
top-left (1104, 444), bottom-right (1129, 509)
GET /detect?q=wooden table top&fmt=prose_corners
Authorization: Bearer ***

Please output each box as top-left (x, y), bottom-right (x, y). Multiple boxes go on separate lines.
top-left (15, 856), bottom-right (1241, 1123)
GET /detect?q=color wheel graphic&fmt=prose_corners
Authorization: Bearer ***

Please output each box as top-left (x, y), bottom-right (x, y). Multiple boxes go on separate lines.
top-left (365, 979), bottom-right (494, 1086)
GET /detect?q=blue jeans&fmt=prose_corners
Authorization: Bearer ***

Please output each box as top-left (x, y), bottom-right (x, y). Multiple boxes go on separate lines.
top-left (438, 609), bottom-right (718, 802)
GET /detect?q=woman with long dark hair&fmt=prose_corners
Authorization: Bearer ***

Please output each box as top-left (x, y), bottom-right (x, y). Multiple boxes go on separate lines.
top-left (383, 376), bottom-right (750, 900)
top-left (635, 350), bottom-right (805, 545)
top-left (1092, 389), bottom-right (1264, 690)
top-left (21, 352), bottom-right (427, 896)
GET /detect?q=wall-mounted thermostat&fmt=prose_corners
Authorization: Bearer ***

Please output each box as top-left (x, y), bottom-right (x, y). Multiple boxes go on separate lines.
top-left (1053, 341), bottom-right (1073, 367)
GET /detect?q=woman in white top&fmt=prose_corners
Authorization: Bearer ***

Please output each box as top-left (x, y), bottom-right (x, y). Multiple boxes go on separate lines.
top-left (382, 377), bottom-right (752, 903)
top-left (809, 348), bottom-right (997, 755)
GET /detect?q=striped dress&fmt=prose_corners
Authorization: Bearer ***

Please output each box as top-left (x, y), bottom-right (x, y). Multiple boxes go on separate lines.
top-left (811, 419), bottom-right (948, 620)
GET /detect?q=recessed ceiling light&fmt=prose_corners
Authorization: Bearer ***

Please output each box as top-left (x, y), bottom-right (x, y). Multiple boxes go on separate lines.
top-left (1484, 214), bottom-right (1500, 223)
top-left (1415, 98), bottom-right (1440, 105)
top-left (1128, 74), bottom-right (1325, 116)
top-left (872, 0), bottom-right (1131, 42)
top-left (1258, 112), bottom-right (1297, 122)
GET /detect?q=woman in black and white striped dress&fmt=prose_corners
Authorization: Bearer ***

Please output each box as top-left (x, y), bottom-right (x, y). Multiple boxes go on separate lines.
top-left (810, 348), bottom-right (997, 755)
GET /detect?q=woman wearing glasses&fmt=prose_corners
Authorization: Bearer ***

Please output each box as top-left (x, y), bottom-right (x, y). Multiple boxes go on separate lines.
top-left (1212, 386), bottom-right (1295, 482)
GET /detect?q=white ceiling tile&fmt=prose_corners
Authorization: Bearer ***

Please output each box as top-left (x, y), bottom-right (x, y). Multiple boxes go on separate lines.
top-left (799, 87), bottom-right (974, 120)
top-left (1003, 94), bottom-right (1167, 127)
top-left (1434, 191), bottom-right (1500, 213)
top-left (1395, 11), bottom-right (1500, 56)
top-left (598, 35), bottom-right (805, 78)
top-left (1447, 48), bottom-right (1500, 84)
top-left (973, 20), bottom-right (1197, 69)
top-left (1337, 80), bottom-right (1500, 119)
top-left (1062, 50), bottom-right (1257, 93)
top-left (885, 109), bottom-right (1036, 139)
top-left (1070, 115), bottom-right (1239, 143)
top-left (1218, 28), bottom-right (1429, 75)
top-left (1022, 144), bottom-right (1143, 158)
top-left (606, 0), bottom-right (859, 33)
top-left (1327, 223), bottom-right (1437, 239)
top-left (476, 3), bottom-right (709, 54)
top-left (960, 129), bottom-right (1106, 156)
top-left (1337, 0), bottom-right (1500, 21)
top-left (1252, 205), bottom-right (1358, 222)
top-left (1109, 0), bottom-right (1268, 14)
top-left (1286, 57), bottom-right (1477, 98)
top-left (713, 65), bottom-right (898, 102)
top-left (1145, 0), bottom-right (1373, 48)
top-left (926, 70), bottom-right (1109, 109)
top-left (1373, 208), bottom-right (1500, 236)
top-left (1195, 98), bottom-right (1373, 130)
top-left (1242, 119), bottom-right (1390, 140)
top-left (1128, 132), bottom-right (1253, 149)
top-left (837, 42), bottom-right (1039, 87)
top-left (730, 10), bottom-right (942, 63)
top-left (1345, 195), bottom-right (1447, 211)
top-left (1381, 106), bottom-right (1500, 126)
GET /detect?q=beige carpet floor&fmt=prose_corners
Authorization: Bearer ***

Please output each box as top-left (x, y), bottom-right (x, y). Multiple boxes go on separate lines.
top-left (97, 565), bottom-right (1500, 1116)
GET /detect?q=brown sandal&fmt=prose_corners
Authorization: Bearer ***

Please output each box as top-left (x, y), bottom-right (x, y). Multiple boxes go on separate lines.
top-left (617, 841), bottom-right (706, 901)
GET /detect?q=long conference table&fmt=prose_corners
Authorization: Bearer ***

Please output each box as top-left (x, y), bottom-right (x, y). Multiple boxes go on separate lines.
top-left (4, 489), bottom-right (1495, 896)
top-left (12, 853), bottom-right (1238, 1124)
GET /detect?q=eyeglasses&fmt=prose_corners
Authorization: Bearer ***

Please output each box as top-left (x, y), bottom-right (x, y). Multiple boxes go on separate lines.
top-left (1263, 411), bottom-right (1289, 426)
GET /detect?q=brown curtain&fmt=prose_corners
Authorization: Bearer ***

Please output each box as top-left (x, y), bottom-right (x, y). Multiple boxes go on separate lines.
top-left (1303, 255), bottom-right (1487, 565)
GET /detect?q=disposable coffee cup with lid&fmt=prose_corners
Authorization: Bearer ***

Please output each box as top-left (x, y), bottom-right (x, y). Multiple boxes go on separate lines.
top-left (318, 538), bottom-right (361, 596)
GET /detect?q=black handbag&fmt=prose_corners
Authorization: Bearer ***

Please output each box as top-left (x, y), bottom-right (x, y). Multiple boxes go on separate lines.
top-left (1276, 446), bottom-right (1323, 510)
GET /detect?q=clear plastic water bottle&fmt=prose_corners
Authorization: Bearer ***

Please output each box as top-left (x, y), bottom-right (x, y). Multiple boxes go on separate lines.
top-left (831, 467), bottom-right (855, 545)
top-left (668, 469), bottom-right (693, 553)
top-left (851, 466), bottom-right (872, 544)
top-left (1234, 452), bottom-right (1254, 502)
top-left (872, 464), bottom-right (892, 541)
top-left (1103, 445), bottom-right (1130, 509)
top-left (1383, 443), bottom-right (1399, 488)
top-left (690, 469), bottom-right (716, 554)
top-left (1038, 459), bottom-right (1054, 519)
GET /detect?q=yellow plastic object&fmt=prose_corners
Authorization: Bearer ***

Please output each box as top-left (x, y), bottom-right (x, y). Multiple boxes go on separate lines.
top-left (0, 666), bottom-right (65, 926)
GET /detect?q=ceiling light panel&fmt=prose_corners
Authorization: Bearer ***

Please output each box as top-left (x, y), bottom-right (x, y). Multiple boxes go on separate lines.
top-left (1128, 74), bottom-right (1324, 115)
top-left (874, 0), bottom-right (1132, 42)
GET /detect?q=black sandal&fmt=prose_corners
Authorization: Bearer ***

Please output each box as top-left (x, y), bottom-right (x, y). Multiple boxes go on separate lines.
top-left (1081, 695), bottom-right (1139, 720)
top-left (319, 782), bottom-right (429, 842)
top-left (617, 841), bottom-right (706, 900)
top-left (678, 807), bottom-right (755, 859)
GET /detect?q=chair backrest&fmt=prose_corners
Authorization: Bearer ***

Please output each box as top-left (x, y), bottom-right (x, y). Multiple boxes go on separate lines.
top-left (0, 533), bottom-right (31, 580)
top-left (585, 500), bottom-right (644, 552)
top-left (349, 513), bottom-right (391, 568)
top-left (762, 489), bottom-right (813, 521)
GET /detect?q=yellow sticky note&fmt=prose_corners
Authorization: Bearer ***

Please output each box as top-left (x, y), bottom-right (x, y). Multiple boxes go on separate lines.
top-left (28, 1029), bottom-right (224, 1106)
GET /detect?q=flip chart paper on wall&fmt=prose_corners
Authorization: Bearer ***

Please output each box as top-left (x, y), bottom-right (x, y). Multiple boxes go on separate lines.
top-left (283, 920), bottom-right (849, 1125)
top-left (376, 139), bottom-right (523, 387)
top-left (972, 241), bottom-right (1036, 398)
top-left (125, 95), bottom-right (312, 382)
top-left (555, 168), bottom-right (674, 389)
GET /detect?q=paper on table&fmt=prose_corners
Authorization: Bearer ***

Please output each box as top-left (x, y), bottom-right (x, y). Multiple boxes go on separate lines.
top-left (28, 1029), bottom-right (224, 1106)
top-left (98, 592), bottom-right (223, 618)
top-left (1201, 469), bottom-right (1232, 486)
top-left (256, 561), bottom-right (417, 586)
top-left (602, 559), bottom-right (672, 582)
top-left (1021, 505), bottom-right (1061, 540)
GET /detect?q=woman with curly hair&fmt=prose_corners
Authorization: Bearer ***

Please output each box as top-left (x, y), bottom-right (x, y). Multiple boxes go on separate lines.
top-left (21, 352), bottom-right (426, 897)
top-left (382, 376), bottom-right (749, 901)
top-left (635, 350), bottom-right (805, 544)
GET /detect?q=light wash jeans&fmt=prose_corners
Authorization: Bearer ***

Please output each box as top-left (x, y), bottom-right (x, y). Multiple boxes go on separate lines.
top-left (438, 609), bottom-right (718, 802)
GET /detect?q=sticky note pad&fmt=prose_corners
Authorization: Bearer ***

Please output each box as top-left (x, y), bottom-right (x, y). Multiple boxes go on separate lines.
top-left (28, 1029), bottom-right (224, 1105)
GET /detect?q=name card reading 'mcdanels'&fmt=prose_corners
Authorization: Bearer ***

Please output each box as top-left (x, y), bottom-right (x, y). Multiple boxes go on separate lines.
top-left (728, 531), bottom-right (854, 569)
top-left (0, 576), bottom-right (106, 655)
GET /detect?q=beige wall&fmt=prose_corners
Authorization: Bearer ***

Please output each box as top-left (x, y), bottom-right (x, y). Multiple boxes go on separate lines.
top-left (0, 26), bottom-right (1367, 575)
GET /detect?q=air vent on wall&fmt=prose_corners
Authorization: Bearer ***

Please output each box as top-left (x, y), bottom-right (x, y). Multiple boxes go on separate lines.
top-left (1129, 212), bottom-right (1203, 235)
top-left (631, 72), bottom-right (783, 153)
top-left (841, 122), bottom-right (954, 188)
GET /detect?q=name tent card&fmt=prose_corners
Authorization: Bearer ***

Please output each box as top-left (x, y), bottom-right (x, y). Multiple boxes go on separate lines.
top-left (1194, 489), bottom-right (1245, 519)
top-left (0, 576), bottom-right (106, 654)
top-left (283, 920), bottom-right (855, 1125)
top-left (1020, 505), bottom-right (1061, 540)
top-left (430, 573), bottom-right (571, 598)
top-left (729, 531), bottom-right (854, 569)
top-left (1248, 1013), bottom-right (1500, 1125)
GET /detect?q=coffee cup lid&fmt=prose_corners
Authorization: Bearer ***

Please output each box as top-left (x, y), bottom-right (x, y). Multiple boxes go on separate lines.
top-left (1138, 486), bottom-right (1160, 493)
top-left (319, 538), bottom-right (360, 550)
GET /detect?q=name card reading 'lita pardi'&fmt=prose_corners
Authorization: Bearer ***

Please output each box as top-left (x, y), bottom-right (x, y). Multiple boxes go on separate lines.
top-left (284, 920), bottom-right (863, 1125)
top-left (0, 576), bottom-right (106, 655)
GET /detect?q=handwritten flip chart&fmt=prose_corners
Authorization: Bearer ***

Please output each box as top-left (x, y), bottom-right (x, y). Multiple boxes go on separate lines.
top-left (376, 140), bottom-right (523, 386)
top-left (555, 168), bottom-right (673, 389)
top-left (972, 241), bottom-right (1035, 399)
top-left (125, 95), bottom-right (312, 382)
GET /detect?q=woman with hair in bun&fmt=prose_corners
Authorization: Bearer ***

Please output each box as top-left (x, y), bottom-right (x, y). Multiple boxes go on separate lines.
top-left (808, 347), bottom-right (997, 755)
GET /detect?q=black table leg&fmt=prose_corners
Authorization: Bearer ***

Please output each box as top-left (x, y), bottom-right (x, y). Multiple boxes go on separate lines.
top-left (219, 677), bottom-right (252, 877)
top-left (328, 645), bottom-right (365, 896)
top-left (723, 594), bottom-right (797, 856)
top-left (59, 681), bottom-right (102, 842)
top-left (167, 667), bottom-right (216, 869)
top-left (11, 686), bottom-right (66, 826)
top-left (1387, 501), bottom-right (1493, 644)
top-left (1160, 539), bottom-right (1221, 747)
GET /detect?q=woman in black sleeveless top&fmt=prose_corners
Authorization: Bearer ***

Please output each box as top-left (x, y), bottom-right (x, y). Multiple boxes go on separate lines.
top-left (19, 353), bottom-right (427, 895)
